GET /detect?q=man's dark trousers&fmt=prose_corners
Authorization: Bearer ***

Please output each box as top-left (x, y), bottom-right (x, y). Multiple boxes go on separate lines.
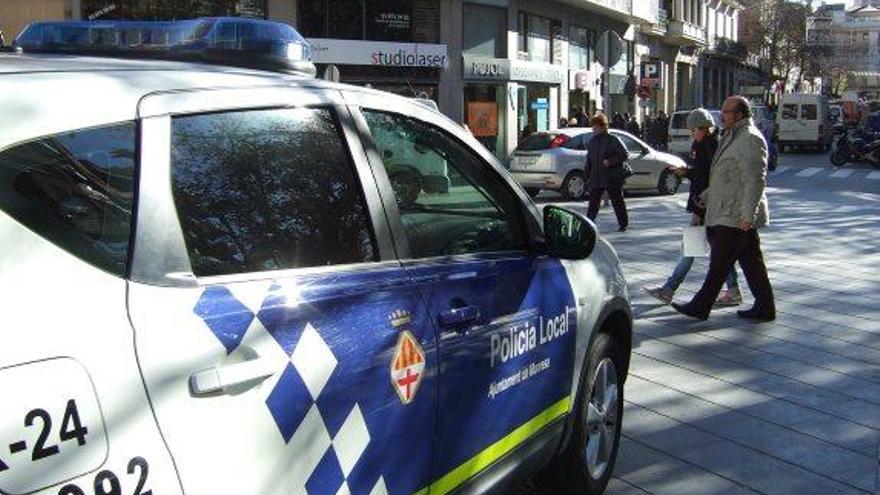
top-left (587, 187), bottom-right (628, 229)
top-left (689, 226), bottom-right (775, 316)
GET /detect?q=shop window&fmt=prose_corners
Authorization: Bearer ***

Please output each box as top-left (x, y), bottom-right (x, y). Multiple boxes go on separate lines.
top-left (463, 3), bottom-right (506, 58)
top-left (297, 0), bottom-right (414, 42)
top-left (82, 0), bottom-right (267, 20)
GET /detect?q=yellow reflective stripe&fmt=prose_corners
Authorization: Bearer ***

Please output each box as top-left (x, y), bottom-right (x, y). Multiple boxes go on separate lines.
top-left (417, 395), bottom-right (571, 495)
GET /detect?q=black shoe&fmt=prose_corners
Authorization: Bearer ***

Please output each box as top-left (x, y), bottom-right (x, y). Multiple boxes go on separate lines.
top-left (737, 307), bottom-right (776, 321)
top-left (671, 302), bottom-right (708, 321)
top-left (618, 225), bottom-right (628, 232)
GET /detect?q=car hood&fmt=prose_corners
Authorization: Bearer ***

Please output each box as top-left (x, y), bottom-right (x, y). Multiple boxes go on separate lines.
top-left (652, 151), bottom-right (687, 168)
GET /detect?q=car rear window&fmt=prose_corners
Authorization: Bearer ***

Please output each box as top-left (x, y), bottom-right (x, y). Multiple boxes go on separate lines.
top-left (671, 113), bottom-right (689, 130)
top-left (0, 123), bottom-right (137, 276)
top-left (802, 104), bottom-right (818, 120)
top-left (517, 132), bottom-right (558, 151)
top-left (782, 104), bottom-right (798, 120)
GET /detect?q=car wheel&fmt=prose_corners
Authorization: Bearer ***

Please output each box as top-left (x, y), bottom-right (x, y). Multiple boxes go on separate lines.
top-left (561, 171), bottom-right (587, 201)
top-left (657, 169), bottom-right (680, 195)
top-left (535, 333), bottom-right (624, 495)
top-left (390, 170), bottom-right (421, 207)
top-left (525, 187), bottom-right (541, 198)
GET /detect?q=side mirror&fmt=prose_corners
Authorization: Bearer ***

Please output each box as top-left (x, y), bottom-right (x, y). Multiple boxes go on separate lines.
top-left (543, 206), bottom-right (597, 260)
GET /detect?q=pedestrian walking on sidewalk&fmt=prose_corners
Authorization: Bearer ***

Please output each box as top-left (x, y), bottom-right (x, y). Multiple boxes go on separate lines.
top-left (671, 96), bottom-right (776, 321)
top-left (585, 113), bottom-right (629, 231)
top-left (643, 108), bottom-right (742, 306)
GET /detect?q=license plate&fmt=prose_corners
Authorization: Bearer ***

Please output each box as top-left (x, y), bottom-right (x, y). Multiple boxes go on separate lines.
top-left (517, 156), bottom-right (538, 167)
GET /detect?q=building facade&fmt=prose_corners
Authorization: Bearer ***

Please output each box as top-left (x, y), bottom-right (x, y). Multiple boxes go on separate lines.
top-left (814, 3), bottom-right (880, 98)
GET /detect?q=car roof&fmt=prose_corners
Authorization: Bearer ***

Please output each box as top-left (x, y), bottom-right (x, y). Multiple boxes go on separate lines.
top-left (0, 53), bottom-right (417, 148)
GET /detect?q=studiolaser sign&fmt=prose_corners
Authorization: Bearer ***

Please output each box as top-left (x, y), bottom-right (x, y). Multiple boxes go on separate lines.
top-left (308, 38), bottom-right (448, 68)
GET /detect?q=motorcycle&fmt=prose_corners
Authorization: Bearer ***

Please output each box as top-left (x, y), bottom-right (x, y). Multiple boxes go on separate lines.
top-left (830, 128), bottom-right (880, 168)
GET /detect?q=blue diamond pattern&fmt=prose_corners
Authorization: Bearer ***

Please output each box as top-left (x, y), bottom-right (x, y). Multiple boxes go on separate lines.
top-left (194, 286), bottom-right (255, 355)
top-left (265, 364), bottom-right (313, 443)
top-left (305, 447), bottom-right (345, 495)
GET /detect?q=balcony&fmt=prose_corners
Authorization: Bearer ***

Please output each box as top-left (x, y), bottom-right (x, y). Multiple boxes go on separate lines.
top-left (641, 3), bottom-right (669, 36)
top-left (705, 36), bottom-right (747, 60)
top-left (665, 20), bottom-right (707, 46)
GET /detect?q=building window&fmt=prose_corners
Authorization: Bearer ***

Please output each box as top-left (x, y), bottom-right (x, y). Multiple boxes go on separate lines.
top-left (462, 3), bottom-right (506, 58)
top-left (297, 0), bottom-right (414, 42)
top-left (569, 25), bottom-right (595, 70)
top-left (518, 12), bottom-right (555, 63)
top-left (82, 0), bottom-right (267, 19)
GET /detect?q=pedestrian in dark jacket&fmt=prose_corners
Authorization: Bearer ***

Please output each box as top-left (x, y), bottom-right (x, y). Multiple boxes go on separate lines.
top-left (643, 108), bottom-right (741, 305)
top-left (576, 108), bottom-right (590, 127)
top-left (627, 116), bottom-right (641, 137)
top-left (585, 113), bottom-right (629, 231)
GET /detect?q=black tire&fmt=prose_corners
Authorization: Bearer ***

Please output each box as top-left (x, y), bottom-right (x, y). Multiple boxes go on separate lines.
top-left (390, 170), bottom-right (422, 207)
top-left (561, 171), bottom-right (587, 201)
top-left (657, 169), bottom-right (681, 195)
top-left (525, 187), bottom-right (541, 198)
top-left (830, 150), bottom-right (848, 167)
top-left (535, 333), bottom-right (624, 495)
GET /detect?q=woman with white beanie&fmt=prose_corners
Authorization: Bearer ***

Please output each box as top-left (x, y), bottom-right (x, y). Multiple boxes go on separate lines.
top-left (643, 108), bottom-right (742, 305)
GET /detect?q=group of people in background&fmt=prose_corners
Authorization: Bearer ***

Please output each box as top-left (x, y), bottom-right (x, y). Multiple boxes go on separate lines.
top-left (558, 109), bottom-right (670, 151)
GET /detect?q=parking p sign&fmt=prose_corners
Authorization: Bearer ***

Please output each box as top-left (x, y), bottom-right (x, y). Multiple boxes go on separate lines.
top-left (640, 61), bottom-right (662, 88)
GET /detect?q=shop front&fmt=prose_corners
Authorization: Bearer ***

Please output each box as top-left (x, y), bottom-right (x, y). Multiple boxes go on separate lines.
top-left (308, 38), bottom-right (447, 101)
top-left (462, 55), bottom-right (565, 160)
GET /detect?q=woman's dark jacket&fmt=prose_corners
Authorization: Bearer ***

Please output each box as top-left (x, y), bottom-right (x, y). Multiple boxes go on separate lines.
top-left (684, 132), bottom-right (719, 217)
top-left (585, 132), bottom-right (628, 189)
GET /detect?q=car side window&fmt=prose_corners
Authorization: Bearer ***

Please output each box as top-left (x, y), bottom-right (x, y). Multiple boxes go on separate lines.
top-left (171, 107), bottom-right (377, 277)
top-left (0, 123), bottom-right (136, 276)
top-left (615, 133), bottom-right (644, 155)
top-left (361, 110), bottom-right (529, 258)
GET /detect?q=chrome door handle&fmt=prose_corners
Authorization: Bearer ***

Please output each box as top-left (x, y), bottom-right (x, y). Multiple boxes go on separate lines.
top-left (190, 358), bottom-right (276, 396)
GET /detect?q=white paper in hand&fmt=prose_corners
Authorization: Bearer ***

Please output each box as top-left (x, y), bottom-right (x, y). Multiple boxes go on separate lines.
top-left (682, 226), bottom-right (710, 257)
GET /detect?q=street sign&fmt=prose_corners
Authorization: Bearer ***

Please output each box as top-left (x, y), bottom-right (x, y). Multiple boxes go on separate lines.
top-left (596, 30), bottom-right (623, 68)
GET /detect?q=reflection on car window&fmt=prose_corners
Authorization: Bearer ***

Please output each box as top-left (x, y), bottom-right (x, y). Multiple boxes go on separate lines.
top-left (0, 123), bottom-right (136, 275)
top-left (782, 104), bottom-right (798, 120)
top-left (171, 107), bottom-right (376, 277)
top-left (362, 110), bottom-right (528, 258)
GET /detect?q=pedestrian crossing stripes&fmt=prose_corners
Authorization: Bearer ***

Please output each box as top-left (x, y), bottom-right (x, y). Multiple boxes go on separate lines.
top-left (769, 166), bottom-right (880, 181)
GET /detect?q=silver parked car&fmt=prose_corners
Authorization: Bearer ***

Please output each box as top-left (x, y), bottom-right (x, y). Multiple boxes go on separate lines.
top-left (508, 128), bottom-right (688, 200)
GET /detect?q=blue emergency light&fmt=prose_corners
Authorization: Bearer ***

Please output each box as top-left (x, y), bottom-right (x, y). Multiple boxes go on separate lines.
top-left (14, 17), bottom-right (316, 76)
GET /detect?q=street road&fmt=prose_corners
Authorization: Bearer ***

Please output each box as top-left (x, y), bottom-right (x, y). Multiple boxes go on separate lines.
top-left (525, 150), bottom-right (880, 494)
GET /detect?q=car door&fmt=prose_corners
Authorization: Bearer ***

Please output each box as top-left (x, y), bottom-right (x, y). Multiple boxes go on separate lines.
top-left (613, 132), bottom-right (655, 189)
top-left (779, 101), bottom-right (801, 143)
top-left (127, 88), bottom-right (437, 495)
top-left (348, 96), bottom-right (579, 493)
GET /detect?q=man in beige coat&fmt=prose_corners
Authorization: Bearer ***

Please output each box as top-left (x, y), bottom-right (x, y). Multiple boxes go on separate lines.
top-left (672, 96), bottom-right (776, 321)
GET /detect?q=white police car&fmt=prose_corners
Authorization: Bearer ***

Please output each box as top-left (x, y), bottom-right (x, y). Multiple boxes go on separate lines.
top-left (0, 18), bottom-right (631, 495)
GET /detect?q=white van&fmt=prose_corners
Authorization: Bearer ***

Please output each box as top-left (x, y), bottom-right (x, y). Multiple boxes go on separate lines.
top-left (667, 109), bottom-right (722, 157)
top-left (777, 93), bottom-right (834, 152)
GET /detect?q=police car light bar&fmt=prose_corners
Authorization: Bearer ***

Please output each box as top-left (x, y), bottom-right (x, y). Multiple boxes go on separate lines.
top-left (14, 17), bottom-right (316, 77)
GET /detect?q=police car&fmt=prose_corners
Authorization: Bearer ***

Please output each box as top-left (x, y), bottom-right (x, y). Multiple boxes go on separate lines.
top-left (0, 18), bottom-right (631, 495)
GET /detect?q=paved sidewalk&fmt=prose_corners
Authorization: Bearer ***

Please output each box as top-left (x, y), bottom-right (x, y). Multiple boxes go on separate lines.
top-left (596, 171), bottom-right (880, 494)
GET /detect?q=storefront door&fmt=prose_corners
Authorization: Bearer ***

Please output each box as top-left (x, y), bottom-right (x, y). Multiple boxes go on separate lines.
top-left (516, 84), bottom-right (550, 141)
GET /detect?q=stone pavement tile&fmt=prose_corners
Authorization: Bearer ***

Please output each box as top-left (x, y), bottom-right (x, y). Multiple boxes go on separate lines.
top-left (692, 415), bottom-right (877, 492)
top-left (625, 375), bottom-right (876, 490)
top-left (622, 401), bottom-right (722, 452)
top-left (603, 477), bottom-right (652, 495)
top-left (680, 441), bottom-right (868, 495)
top-left (629, 347), bottom-right (880, 430)
top-left (653, 327), bottom-right (880, 402)
top-left (613, 437), bottom-right (759, 495)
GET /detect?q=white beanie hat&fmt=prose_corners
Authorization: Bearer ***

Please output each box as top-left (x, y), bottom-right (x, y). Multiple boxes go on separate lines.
top-left (686, 108), bottom-right (715, 129)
